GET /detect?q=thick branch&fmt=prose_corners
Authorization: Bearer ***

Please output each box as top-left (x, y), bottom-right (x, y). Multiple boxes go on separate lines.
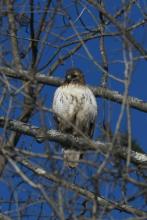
top-left (1, 67), bottom-right (147, 113)
top-left (0, 117), bottom-right (146, 165)
top-left (0, 214), bottom-right (12, 220)
top-left (6, 0), bottom-right (22, 69)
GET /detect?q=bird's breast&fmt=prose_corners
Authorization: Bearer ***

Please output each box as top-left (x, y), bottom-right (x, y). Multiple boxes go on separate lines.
top-left (52, 84), bottom-right (97, 119)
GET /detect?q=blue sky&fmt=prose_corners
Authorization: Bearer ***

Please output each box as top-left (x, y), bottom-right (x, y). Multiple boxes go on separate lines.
top-left (0, 0), bottom-right (147, 219)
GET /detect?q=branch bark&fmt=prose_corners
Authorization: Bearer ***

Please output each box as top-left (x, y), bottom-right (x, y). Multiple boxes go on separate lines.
top-left (1, 67), bottom-right (147, 113)
top-left (0, 117), bottom-right (146, 165)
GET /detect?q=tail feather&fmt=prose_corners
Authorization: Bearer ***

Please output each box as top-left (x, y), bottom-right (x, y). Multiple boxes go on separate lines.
top-left (63, 149), bottom-right (81, 168)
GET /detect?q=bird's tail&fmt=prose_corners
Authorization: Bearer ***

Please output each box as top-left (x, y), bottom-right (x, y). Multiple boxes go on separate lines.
top-left (63, 149), bottom-right (81, 168)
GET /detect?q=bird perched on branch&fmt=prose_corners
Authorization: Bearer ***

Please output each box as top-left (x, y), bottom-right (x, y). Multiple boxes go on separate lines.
top-left (52, 68), bottom-right (97, 167)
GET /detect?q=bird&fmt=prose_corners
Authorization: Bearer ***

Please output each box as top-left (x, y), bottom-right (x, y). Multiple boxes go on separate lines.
top-left (52, 68), bottom-right (97, 167)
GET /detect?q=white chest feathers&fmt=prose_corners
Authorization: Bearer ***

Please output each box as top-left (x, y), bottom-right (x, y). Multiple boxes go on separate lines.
top-left (52, 84), bottom-right (97, 122)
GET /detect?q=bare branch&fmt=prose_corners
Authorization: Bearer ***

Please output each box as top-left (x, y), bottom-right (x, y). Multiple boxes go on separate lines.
top-left (10, 156), bottom-right (146, 217)
top-left (1, 67), bottom-right (147, 113)
top-left (0, 117), bottom-right (146, 165)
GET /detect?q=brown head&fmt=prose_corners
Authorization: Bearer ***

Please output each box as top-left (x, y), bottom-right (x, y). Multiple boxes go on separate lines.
top-left (64, 68), bottom-right (85, 85)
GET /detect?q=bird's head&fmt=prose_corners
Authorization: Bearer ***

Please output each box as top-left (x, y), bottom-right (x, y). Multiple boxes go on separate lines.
top-left (64, 68), bottom-right (85, 85)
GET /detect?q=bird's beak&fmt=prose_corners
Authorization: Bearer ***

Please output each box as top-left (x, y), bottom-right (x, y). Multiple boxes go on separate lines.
top-left (71, 77), bottom-right (79, 83)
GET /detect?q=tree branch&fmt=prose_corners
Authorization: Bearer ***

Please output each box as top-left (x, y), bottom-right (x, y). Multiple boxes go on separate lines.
top-left (87, 0), bottom-right (147, 59)
top-left (1, 67), bottom-right (147, 113)
top-left (9, 156), bottom-right (146, 217)
top-left (6, 0), bottom-right (22, 70)
top-left (0, 117), bottom-right (146, 165)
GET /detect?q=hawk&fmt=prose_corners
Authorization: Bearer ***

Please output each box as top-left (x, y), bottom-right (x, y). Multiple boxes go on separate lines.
top-left (52, 68), bottom-right (97, 167)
